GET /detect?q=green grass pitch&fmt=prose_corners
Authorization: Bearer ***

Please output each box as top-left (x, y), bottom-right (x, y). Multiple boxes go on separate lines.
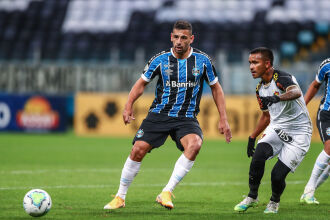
top-left (0, 132), bottom-right (329, 219)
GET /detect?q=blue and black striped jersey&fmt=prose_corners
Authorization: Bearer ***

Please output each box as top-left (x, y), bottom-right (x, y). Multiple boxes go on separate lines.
top-left (316, 58), bottom-right (330, 111)
top-left (141, 48), bottom-right (218, 118)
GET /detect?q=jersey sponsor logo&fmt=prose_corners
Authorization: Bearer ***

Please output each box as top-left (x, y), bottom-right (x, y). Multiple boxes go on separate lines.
top-left (136, 129), bottom-right (144, 138)
top-left (274, 128), bottom-right (293, 143)
top-left (326, 127), bottom-right (330, 136)
top-left (165, 68), bottom-right (173, 76)
top-left (192, 67), bottom-right (200, 76)
top-left (164, 64), bottom-right (173, 68)
top-left (166, 80), bottom-right (198, 88)
top-left (164, 64), bottom-right (174, 76)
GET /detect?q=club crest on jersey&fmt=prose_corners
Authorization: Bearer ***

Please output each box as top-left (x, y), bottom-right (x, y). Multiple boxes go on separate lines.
top-left (326, 127), bottom-right (330, 136)
top-left (136, 129), bottom-right (144, 138)
top-left (274, 91), bottom-right (279, 96)
top-left (192, 67), bottom-right (200, 76)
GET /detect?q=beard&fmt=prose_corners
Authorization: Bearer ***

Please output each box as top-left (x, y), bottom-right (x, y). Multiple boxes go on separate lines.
top-left (174, 45), bottom-right (187, 55)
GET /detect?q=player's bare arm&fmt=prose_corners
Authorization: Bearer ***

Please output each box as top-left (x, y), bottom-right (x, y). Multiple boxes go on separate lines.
top-left (250, 111), bottom-right (270, 139)
top-left (278, 85), bottom-right (301, 101)
top-left (260, 85), bottom-right (301, 107)
top-left (304, 80), bottom-right (321, 105)
top-left (123, 78), bottom-right (149, 125)
top-left (210, 82), bottom-right (232, 143)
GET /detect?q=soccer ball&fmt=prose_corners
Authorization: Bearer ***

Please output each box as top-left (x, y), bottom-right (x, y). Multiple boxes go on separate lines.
top-left (23, 189), bottom-right (52, 217)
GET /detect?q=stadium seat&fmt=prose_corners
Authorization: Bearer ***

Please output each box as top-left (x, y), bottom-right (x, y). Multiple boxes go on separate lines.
top-left (0, 0), bottom-right (327, 62)
top-left (298, 30), bottom-right (314, 46)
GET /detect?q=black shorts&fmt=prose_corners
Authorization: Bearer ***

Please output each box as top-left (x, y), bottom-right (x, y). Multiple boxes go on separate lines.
top-left (132, 112), bottom-right (203, 151)
top-left (316, 109), bottom-right (330, 142)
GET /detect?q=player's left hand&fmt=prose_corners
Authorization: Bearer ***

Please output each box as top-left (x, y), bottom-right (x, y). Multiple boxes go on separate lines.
top-left (218, 120), bottom-right (232, 143)
top-left (260, 95), bottom-right (280, 107)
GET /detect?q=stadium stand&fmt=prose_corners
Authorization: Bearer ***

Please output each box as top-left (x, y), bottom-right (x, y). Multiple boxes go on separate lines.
top-left (0, 0), bottom-right (328, 63)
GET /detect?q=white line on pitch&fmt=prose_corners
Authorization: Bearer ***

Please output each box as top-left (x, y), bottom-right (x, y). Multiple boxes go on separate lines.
top-left (0, 168), bottom-right (226, 175)
top-left (0, 181), bottom-right (305, 191)
top-left (0, 168), bottom-right (170, 174)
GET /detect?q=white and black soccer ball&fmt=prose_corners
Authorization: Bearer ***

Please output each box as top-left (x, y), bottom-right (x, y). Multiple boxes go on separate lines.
top-left (23, 189), bottom-right (52, 217)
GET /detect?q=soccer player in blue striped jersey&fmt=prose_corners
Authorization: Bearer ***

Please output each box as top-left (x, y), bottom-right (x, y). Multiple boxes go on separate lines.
top-left (300, 58), bottom-right (330, 204)
top-left (104, 20), bottom-right (232, 210)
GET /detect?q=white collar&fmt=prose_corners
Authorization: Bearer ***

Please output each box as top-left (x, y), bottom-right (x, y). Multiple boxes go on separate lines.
top-left (170, 47), bottom-right (193, 59)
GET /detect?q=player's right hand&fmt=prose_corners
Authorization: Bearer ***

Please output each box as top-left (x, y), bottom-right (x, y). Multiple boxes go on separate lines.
top-left (123, 108), bottom-right (135, 125)
top-left (218, 120), bottom-right (232, 143)
top-left (247, 136), bottom-right (256, 157)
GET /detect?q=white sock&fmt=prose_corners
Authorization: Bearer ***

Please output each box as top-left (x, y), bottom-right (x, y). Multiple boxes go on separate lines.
top-left (304, 150), bottom-right (330, 194)
top-left (116, 157), bottom-right (141, 200)
top-left (163, 154), bottom-right (194, 193)
top-left (316, 165), bottom-right (329, 189)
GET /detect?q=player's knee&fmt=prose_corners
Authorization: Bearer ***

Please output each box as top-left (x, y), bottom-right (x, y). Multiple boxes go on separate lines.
top-left (188, 137), bottom-right (202, 153)
top-left (252, 142), bottom-right (273, 162)
top-left (184, 141), bottom-right (202, 157)
top-left (324, 140), bottom-right (330, 155)
top-left (130, 143), bottom-right (149, 161)
top-left (187, 143), bottom-right (201, 156)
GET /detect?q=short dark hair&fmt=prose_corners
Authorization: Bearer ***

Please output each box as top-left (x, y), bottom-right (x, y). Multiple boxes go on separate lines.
top-left (173, 20), bottom-right (192, 34)
top-left (250, 47), bottom-right (274, 66)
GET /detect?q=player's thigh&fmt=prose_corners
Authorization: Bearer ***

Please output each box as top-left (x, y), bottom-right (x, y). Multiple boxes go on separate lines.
top-left (278, 133), bottom-right (311, 172)
top-left (316, 109), bottom-right (330, 154)
top-left (170, 118), bottom-right (203, 151)
top-left (257, 126), bottom-right (284, 158)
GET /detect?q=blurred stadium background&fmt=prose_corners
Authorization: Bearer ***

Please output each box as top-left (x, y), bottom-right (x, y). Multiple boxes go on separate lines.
top-left (1, 1), bottom-right (329, 219)
top-left (0, 0), bottom-right (329, 138)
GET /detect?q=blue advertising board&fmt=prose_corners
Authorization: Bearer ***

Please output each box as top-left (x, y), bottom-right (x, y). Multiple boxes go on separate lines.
top-left (0, 94), bottom-right (67, 132)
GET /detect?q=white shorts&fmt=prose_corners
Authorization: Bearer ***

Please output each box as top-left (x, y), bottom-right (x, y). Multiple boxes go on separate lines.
top-left (258, 125), bottom-right (311, 172)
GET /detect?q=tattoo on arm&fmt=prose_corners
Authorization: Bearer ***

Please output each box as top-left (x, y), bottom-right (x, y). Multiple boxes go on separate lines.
top-left (280, 85), bottom-right (301, 101)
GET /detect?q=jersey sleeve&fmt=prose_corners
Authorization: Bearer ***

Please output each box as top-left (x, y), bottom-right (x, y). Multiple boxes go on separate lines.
top-left (204, 57), bottom-right (218, 85)
top-left (256, 82), bottom-right (268, 111)
top-left (316, 58), bottom-right (330, 83)
top-left (141, 58), bottom-right (161, 82)
top-left (273, 72), bottom-right (296, 91)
